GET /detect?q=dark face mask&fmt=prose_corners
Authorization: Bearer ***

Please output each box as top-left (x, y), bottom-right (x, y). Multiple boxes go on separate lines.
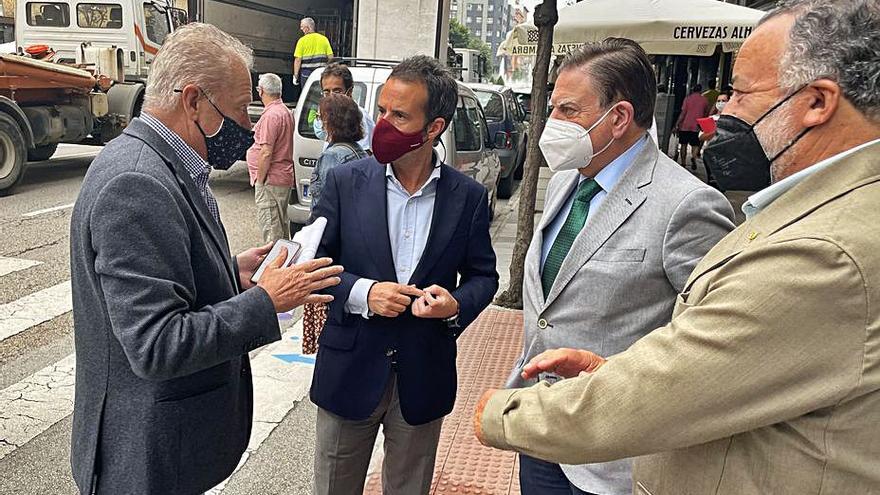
top-left (702, 86), bottom-right (811, 192)
top-left (195, 92), bottom-right (255, 170)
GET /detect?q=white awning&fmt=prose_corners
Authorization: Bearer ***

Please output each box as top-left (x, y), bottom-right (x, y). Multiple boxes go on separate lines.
top-left (498, 0), bottom-right (764, 57)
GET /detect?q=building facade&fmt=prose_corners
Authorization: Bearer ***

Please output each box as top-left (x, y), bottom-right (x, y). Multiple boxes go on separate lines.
top-left (450, 0), bottom-right (513, 69)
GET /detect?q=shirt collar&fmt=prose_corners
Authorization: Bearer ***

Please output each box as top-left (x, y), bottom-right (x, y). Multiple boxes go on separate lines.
top-left (582, 134), bottom-right (648, 192)
top-left (742, 137), bottom-right (880, 219)
top-left (386, 159), bottom-right (442, 197)
top-left (140, 112), bottom-right (211, 183)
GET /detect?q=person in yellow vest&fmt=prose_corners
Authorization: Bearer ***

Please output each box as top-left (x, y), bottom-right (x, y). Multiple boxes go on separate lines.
top-left (293, 17), bottom-right (333, 87)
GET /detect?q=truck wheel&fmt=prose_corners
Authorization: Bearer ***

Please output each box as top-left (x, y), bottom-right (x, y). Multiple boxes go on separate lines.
top-left (27, 143), bottom-right (58, 162)
top-left (0, 114), bottom-right (27, 194)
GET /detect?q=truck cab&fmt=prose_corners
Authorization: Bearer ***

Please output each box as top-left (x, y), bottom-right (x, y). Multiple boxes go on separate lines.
top-left (15, 0), bottom-right (185, 82)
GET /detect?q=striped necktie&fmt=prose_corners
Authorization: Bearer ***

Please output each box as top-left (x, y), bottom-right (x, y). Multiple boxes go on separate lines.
top-left (542, 179), bottom-right (603, 299)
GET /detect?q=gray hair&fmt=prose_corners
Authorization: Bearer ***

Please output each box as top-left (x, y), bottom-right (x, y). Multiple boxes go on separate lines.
top-left (762, 0), bottom-right (880, 123)
top-left (143, 23), bottom-right (254, 113)
top-left (301, 17), bottom-right (316, 31)
top-left (258, 73), bottom-right (282, 97)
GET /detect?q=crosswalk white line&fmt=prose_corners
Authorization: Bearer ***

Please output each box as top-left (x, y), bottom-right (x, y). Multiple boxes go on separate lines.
top-left (0, 281), bottom-right (72, 343)
top-left (22, 203), bottom-right (75, 218)
top-left (0, 310), bottom-right (314, 484)
top-left (0, 354), bottom-right (76, 461)
top-left (0, 257), bottom-right (42, 278)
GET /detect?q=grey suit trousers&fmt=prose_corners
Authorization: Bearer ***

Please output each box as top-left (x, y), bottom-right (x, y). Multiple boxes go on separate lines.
top-left (314, 373), bottom-right (443, 495)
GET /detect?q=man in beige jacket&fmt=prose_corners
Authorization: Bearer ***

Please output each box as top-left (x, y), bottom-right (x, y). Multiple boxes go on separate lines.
top-left (475, 1), bottom-right (880, 493)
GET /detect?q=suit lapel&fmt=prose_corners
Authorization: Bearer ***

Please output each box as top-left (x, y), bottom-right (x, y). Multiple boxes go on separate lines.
top-left (354, 163), bottom-right (397, 282)
top-left (527, 171), bottom-right (579, 305)
top-left (408, 166), bottom-right (465, 286)
top-left (124, 120), bottom-right (238, 291)
top-left (542, 144), bottom-right (656, 310)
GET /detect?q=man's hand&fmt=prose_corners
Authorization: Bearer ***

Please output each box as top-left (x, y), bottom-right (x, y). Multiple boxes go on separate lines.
top-left (474, 388), bottom-right (498, 446)
top-left (257, 249), bottom-right (343, 312)
top-left (236, 242), bottom-right (273, 289)
top-left (520, 348), bottom-right (606, 380)
top-left (367, 282), bottom-right (424, 317)
top-left (411, 284), bottom-right (459, 320)
top-left (292, 76), bottom-right (299, 86)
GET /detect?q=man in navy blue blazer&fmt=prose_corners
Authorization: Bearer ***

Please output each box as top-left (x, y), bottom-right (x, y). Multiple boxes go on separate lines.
top-left (310, 56), bottom-right (499, 495)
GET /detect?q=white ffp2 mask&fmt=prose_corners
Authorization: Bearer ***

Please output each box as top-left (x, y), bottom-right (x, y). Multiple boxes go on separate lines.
top-left (539, 105), bottom-right (616, 172)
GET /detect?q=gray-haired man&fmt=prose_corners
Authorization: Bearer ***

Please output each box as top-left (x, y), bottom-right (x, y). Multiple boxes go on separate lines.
top-left (247, 72), bottom-right (295, 242)
top-left (69, 24), bottom-right (342, 494)
top-left (498, 38), bottom-right (735, 495)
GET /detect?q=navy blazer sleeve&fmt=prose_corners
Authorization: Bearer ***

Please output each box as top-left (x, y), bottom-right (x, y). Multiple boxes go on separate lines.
top-left (450, 187), bottom-right (499, 332)
top-left (313, 166), bottom-right (362, 323)
top-left (90, 172), bottom-right (280, 381)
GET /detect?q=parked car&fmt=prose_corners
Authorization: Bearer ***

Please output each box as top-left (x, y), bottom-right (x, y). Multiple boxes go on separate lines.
top-left (469, 83), bottom-right (528, 199)
top-left (287, 61), bottom-right (502, 230)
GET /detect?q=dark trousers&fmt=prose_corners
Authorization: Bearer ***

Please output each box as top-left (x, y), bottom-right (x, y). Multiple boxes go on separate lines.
top-left (519, 454), bottom-right (597, 495)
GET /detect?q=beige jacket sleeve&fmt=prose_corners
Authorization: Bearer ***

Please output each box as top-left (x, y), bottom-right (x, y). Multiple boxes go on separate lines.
top-left (481, 237), bottom-right (869, 464)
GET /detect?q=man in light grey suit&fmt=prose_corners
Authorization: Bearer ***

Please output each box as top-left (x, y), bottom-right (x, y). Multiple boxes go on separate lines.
top-left (69, 24), bottom-right (342, 494)
top-left (507, 39), bottom-right (735, 495)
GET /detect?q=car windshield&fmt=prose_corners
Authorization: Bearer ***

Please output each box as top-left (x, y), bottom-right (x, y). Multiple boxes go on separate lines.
top-left (474, 90), bottom-right (504, 123)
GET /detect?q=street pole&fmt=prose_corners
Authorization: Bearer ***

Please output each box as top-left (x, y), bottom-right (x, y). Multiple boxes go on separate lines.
top-left (495, 0), bottom-right (557, 309)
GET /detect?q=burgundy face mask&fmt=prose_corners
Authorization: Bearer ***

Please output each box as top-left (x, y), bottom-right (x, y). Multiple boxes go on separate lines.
top-left (371, 117), bottom-right (428, 164)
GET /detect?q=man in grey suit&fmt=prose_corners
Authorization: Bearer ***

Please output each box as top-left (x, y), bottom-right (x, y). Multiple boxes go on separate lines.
top-left (506, 39), bottom-right (735, 495)
top-left (69, 24), bottom-right (342, 495)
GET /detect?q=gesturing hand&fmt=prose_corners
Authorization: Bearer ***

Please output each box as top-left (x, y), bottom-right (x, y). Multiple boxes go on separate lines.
top-left (236, 242), bottom-right (273, 290)
top-left (257, 249), bottom-right (343, 313)
top-left (520, 348), bottom-right (606, 381)
top-left (368, 282), bottom-right (424, 317)
top-left (411, 284), bottom-right (459, 320)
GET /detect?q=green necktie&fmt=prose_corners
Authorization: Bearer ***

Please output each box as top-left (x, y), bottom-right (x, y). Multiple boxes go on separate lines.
top-left (542, 179), bottom-right (603, 299)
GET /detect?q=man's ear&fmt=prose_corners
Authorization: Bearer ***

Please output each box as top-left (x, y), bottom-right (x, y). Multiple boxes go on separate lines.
top-left (179, 84), bottom-right (202, 122)
top-left (801, 79), bottom-right (840, 129)
top-left (427, 117), bottom-right (446, 141)
top-left (610, 101), bottom-right (636, 139)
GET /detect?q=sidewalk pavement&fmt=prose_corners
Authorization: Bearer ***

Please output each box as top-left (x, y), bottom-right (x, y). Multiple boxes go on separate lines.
top-left (364, 155), bottom-right (750, 495)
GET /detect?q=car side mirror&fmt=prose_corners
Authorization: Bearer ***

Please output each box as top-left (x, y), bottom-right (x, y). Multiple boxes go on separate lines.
top-left (494, 131), bottom-right (510, 150)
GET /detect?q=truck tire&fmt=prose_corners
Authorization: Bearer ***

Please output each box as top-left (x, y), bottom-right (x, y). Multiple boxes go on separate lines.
top-left (27, 143), bottom-right (58, 162)
top-left (0, 114), bottom-right (27, 194)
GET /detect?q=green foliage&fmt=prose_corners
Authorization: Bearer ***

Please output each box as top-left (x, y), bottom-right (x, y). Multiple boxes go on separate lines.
top-left (449, 19), bottom-right (471, 49)
top-left (449, 18), bottom-right (495, 79)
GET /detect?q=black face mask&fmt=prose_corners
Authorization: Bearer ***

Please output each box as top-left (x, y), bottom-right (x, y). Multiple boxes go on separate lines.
top-left (703, 86), bottom-right (811, 192)
top-left (190, 90), bottom-right (255, 170)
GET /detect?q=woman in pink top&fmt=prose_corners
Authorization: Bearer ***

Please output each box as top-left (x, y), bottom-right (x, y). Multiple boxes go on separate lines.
top-left (675, 83), bottom-right (709, 170)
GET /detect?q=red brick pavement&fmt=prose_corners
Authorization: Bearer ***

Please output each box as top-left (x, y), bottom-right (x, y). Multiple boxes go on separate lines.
top-left (364, 308), bottom-right (524, 495)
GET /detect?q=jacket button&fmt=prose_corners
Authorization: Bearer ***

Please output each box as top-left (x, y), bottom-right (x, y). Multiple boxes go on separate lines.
top-left (537, 318), bottom-right (548, 329)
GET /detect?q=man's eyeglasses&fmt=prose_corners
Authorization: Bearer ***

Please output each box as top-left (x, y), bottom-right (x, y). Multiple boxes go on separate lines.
top-left (321, 88), bottom-right (346, 97)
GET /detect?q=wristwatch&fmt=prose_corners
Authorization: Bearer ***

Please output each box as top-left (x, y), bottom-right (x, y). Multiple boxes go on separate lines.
top-left (444, 313), bottom-right (461, 329)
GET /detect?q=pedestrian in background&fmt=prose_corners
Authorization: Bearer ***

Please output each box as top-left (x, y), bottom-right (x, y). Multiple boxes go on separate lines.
top-left (293, 17), bottom-right (333, 88)
top-left (247, 73), bottom-right (295, 243)
top-left (302, 93), bottom-right (369, 355)
top-left (506, 38), bottom-right (734, 495)
top-left (675, 83), bottom-right (708, 169)
top-left (311, 55), bottom-right (498, 495)
top-left (476, 1), bottom-right (880, 493)
top-left (313, 62), bottom-right (376, 153)
top-left (69, 23), bottom-right (342, 495)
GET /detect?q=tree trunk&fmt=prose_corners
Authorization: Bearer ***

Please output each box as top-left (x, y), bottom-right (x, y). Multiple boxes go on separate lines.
top-left (495, 0), bottom-right (557, 309)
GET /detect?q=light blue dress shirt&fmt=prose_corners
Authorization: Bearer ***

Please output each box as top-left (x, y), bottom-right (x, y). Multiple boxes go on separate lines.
top-left (742, 137), bottom-right (880, 219)
top-left (345, 162), bottom-right (442, 317)
top-left (541, 136), bottom-right (648, 267)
